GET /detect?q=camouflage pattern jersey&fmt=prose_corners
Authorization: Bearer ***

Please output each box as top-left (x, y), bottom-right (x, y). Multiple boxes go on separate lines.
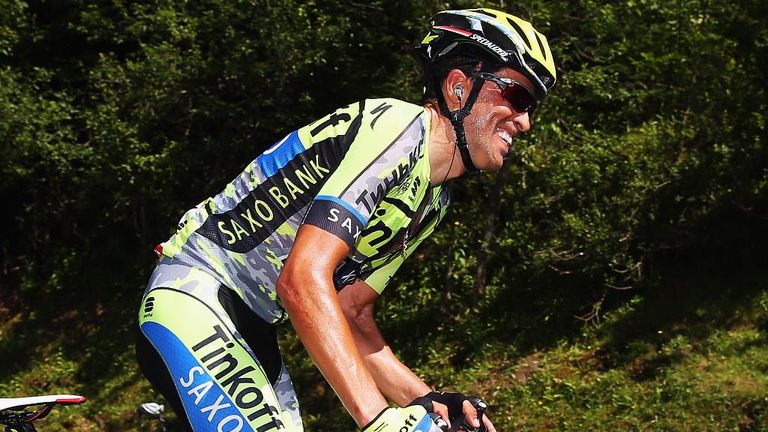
top-left (149, 98), bottom-right (450, 324)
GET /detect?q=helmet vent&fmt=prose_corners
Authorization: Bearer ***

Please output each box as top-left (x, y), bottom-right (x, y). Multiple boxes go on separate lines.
top-left (533, 32), bottom-right (549, 60)
top-left (505, 17), bottom-right (533, 51)
top-left (473, 9), bottom-right (497, 19)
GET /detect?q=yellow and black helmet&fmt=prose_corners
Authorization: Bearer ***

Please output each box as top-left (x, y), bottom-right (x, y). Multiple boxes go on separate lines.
top-left (414, 8), bottom-right (557, 100)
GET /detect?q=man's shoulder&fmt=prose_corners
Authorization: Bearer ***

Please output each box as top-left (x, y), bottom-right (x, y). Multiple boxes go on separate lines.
top-left (306, 98), bottom-right (424, 130)
top-left (363, 97), bottom-right (421, 108)
top-left (356, 98), bottom-right (427, 134)
top-left (362, 97), bottom-right (424, 116)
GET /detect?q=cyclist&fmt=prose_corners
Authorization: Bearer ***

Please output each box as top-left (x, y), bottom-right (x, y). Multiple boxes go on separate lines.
top-left (136, 8), bottom-right (556, 432)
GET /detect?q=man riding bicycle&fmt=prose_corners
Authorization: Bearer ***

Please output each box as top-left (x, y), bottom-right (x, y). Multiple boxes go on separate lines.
top-left (136, 8), bottom-right (556, 432)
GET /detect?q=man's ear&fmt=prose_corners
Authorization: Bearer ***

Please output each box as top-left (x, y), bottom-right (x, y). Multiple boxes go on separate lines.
top-left (443, 69), bottom-right (471, 109)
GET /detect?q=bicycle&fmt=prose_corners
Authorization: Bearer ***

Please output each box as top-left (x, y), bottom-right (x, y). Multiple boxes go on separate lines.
top-left (0, 394), bottom-right (86, 432)
top-left (131, 398), bottom-right (487, 432)
top-left (0, 394), bottom-right (486, 432)
top-left (131, 398), bottom-right (488, 432)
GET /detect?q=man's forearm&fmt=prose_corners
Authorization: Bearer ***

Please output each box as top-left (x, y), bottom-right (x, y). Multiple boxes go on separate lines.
top-left (338, 280), bottom-right (432, 406)
top-left (349, 320), bottom-right (432, 406)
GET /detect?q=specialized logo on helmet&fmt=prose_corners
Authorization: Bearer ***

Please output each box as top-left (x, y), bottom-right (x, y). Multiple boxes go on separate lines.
top-left (434, 25), bottom-right (509, 63)
top-left (469, 33), bottom-right (509, 62)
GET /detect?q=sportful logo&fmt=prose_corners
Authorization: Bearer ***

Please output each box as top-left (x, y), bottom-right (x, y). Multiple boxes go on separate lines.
top-left (434, 25), bottom-right (509, 62)
top-left (142, 296), bottom-right (155, 318)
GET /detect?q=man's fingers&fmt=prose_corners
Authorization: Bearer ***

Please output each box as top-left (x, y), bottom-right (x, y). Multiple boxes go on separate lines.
top-left (463, 399), bottom-right (495, 431)
top-left (462, 400), bottom-right (480, 428)
top-left (482, 415), bottom-right (496, 432)
top-left (432, 401), bottom-right (451, 428)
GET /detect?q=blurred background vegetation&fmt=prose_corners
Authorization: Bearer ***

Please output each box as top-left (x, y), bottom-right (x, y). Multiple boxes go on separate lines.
top-left (1, 0), bottom-right (766, 430)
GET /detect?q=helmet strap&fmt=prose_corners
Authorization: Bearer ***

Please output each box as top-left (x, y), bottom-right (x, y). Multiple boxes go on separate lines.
top-left (433, 77), bottom-right (483, 175)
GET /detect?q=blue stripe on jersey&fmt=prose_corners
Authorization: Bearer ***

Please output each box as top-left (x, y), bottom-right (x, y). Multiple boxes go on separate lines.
top-left (315, 195), bottom-right (367, 225)
top-left (258, 130), bottom-right (304, 177)
top-left (141, 322), bottom-right (256, 432)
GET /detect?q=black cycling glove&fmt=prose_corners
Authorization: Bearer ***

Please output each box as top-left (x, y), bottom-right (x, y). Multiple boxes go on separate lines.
top-left (424, 392), bottom-right (487, 432)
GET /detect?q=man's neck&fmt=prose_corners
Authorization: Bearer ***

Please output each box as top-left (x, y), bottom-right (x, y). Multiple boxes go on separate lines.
top-left (426, 104), bottom-right (466, 185)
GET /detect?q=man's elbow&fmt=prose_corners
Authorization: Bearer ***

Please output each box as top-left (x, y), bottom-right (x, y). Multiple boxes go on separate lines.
top-left (276, 264), bottom-right (328, 309)
top-left (276, 267), bottom-right (301, 307)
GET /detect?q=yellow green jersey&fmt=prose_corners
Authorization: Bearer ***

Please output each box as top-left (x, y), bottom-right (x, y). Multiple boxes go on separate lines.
top-left (153, 98), bottom-right (449, 324)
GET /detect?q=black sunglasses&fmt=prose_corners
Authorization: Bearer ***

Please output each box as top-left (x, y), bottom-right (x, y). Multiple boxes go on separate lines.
top-left (472, 72), bottom-right (538, 115)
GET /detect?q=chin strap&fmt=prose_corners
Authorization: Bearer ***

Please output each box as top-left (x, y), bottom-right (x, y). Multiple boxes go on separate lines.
top-left (434, 77), bottom-right (484, 175)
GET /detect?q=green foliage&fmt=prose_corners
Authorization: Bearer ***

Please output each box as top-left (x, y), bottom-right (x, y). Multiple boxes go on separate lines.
top-left (0, 0), bottom-right (766, 431)
top-left (392, 0), bottom-right (767, 339)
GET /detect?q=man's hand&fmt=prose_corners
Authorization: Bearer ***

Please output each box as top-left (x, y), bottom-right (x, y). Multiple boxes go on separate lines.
top-left (422, 392), bottom-right (496, 432)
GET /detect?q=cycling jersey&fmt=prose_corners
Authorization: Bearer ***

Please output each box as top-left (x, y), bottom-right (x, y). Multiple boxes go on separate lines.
top-left (139, 98), bottom-right (450, 431)
top-left (151, 98), bottom-right (450, 324)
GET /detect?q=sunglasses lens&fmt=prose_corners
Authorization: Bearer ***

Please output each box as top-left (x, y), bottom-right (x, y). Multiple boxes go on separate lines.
top-left (501, 83), bottom-right (537, 115)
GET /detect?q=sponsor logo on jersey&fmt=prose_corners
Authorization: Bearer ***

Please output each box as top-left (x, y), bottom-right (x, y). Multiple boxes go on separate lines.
top-left (199, 147), bottom-right (338, 253)
top-left (303, 196), bottom-right (365, 248)
top-left (141, 321), bottom-right (284, 431)
top-left (197, 104), bottom-right (367, 253)
top-left (354, 135), bottom-right (424, 214)
top-left (180, 324), bottom-right (284, 431)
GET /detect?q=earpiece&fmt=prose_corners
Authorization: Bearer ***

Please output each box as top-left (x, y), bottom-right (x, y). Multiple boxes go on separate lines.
top-left (454, 85), bottom-right (464, 99)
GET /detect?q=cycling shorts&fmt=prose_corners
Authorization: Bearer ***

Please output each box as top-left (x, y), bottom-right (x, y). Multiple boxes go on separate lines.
top-left (137, 261), bottom-right (303, 431)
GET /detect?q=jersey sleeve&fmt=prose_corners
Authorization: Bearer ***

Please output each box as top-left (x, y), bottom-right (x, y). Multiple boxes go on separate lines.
top-left (300, 99), bottom-right (427, 248)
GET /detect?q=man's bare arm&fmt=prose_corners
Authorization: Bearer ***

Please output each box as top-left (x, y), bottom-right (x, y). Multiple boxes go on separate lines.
top-left (275, 225), bottom-right (387, 427)
top-left (337, 279), bottom-right (432, 406)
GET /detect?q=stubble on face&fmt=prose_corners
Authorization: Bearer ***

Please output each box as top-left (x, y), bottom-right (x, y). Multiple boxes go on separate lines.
top-left (465, 95), bottom-right (507, 172)
top-left (471, 112), bottom-right (500, 168)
